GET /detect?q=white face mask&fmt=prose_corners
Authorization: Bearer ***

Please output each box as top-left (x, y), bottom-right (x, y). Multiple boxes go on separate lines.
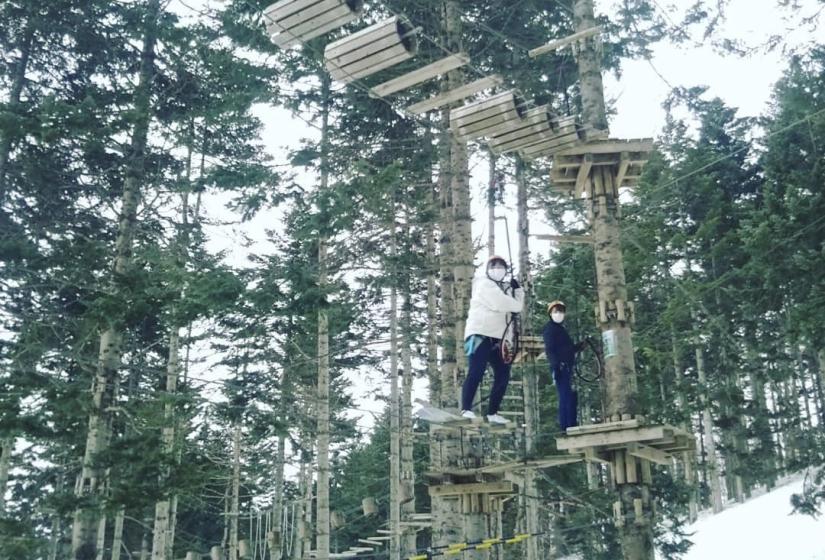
top-left (488, 266), bottom-right (507, 282)
top-left (551, 311), bottom-right (565, 324)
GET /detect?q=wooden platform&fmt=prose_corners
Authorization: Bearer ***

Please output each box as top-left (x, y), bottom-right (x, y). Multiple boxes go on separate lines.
top-left (556, 419), bottom-right (695, 465)
top-left (550, 138), bottom-right (654, 197)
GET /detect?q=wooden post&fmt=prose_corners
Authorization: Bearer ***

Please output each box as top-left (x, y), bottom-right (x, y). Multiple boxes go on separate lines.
top-left (210, 546), bottom-right (222, 560)
top-left (572, 1), bottom-right (651, 558)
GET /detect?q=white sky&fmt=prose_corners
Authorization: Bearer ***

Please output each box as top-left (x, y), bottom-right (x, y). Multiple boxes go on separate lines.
top-left (174, 0), bottom-right (821, 450)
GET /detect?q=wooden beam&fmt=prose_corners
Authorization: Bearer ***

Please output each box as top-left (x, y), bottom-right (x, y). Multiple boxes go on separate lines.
top-left (566, 419), bottom-right (641, 435)
top-left (429, 481), bottom-right (515, 497)
top-left (370, 53), bottom-right (469, 98)
top-left (556, 425), bottom-right (672, 450)
top-left (615, 151), bottom-right (631, 187)
top-left (555, 138), bottom-right (654, 156)
top-left (583, 447), bottom-right (611, 464)
top-left (575, 153), bottom-right (593, 198)
top-left (529, 26), bottom-right (601, 58)
top-left (626, 443), bottom-right (671, 466)
top-left (406, 75), bottom-right (502, 115)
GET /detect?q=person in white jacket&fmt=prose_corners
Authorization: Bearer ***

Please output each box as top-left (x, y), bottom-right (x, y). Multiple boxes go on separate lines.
top-left (461, 255), bottom-right (525, 424)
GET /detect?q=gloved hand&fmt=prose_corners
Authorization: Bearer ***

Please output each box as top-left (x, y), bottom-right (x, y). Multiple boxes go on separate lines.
top-left (510, 277), bottom-right (520, 290)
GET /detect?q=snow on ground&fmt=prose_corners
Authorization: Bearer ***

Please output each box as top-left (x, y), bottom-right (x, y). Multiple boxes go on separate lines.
top-left (678, 475), bottom-right (825, 560)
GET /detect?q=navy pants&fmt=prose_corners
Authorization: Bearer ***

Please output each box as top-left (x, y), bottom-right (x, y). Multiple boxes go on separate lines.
top-left (462, 336), bottom-right (511, 415)
top-left (553, 364), bottom-right (578, 430)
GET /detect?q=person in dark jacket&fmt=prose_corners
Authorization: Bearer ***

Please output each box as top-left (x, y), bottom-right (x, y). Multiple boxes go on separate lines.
top-left (542, 300), bottom-right (584, 431)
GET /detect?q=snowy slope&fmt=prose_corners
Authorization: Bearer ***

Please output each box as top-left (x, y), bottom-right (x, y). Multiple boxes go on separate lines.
top-left (678, 475), bottom-right (825, 560)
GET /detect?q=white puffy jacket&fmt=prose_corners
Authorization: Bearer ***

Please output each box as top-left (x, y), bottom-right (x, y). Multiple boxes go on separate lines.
top-left (463, 268), bottom-right (525, 340)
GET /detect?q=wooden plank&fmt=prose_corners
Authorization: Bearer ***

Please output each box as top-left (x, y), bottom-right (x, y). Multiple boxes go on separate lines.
top-left (271, 4), bottom-right (354, 44)
top-left (575, 153), bottom-right (593, 198)
top-left (625, 451), bottom-right (638, 483)
top-left (407, 75), bottom-right (502, 115)
top-left (264, 0), bottom-right (326, 22)
top-left (324, 17), bottom-right (398, 59)
top-left (614, 450), bottom-right (626, 484)
top-left (327, 28), bottom-right (402, 68)
top-left (451, 90), bottom-right (514, 119)
top-left (370, 53), bottom-right (469, 98)
top-left (520, 129), bottom-right (582, 158)
top-left (565, 419), bottom-right (641, 435)
top-left (428, 481), bottom-right (515, 497)
top-left (489, 105), bottom-right (554, 145)
top-left (357, 539), bottom-right (380, 547)
top-left (269, 0), bottom-right (345, 32)
top-left (330, 47), bottom-right (413, 83)
top-left (274, 11), bottom-right (356, 48)
top-left (555, 139), bottom-right (654, 156)
top-left (615, 151), bottom-right (631, 188)
top-left (583, 447), bottom-right (611, 464)
top-left (627, 443), bottom-right (671, 466)
top-left (556, 425), bottom-right (670, 450)
top-left (529, 26), bottom-right (601, 58)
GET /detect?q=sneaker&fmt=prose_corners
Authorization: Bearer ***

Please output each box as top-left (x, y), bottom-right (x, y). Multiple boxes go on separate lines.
top-left (486, 414), bottom-right (508, 425)
top-left (460, 410), bottom-right (476, 419)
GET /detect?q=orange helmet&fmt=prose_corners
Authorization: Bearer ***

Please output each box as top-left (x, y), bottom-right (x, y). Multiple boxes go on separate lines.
top-left (547, 300), bottom-right (566, 314)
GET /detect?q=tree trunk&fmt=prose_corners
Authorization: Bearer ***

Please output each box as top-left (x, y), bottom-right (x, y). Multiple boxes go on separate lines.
top-left (815, 349), bottom-right (825, 425)
top-left (389, 221), bottom-right (401, 560)
top-left (487, 150), bottom-right (498, 257)
top-left (229, 422), bottom-right (242, 560)
top-left (315, 72), bottom-right (332, 560)
top-left (111, 507), bottom-right (125, 560)
top-left (0, 438), bottom-right (11, 514)
top-left (670, 330), bottom-right (698, 522)
top-left (270, 432), bottom-right (286, 560)
top-left (72, 3), bottom-right (160, 557)
top-left (426, 181), bottom-right (440, 399)
top-left (573, 1), bottom-right (651, 557)
top-left (400, 292), bottom-right (417, 558)
top-left (695, 341), bottom-right (724, 513)
top-left (0, 25), bottom-right (33, 201)
top-left (95, 515), bottom-right (106, 560)
top-left (152, 329), bottom-right (181, 560)
top-left (515, 155), bottom-right (540, 560)
top-left (140, 517), bottom-right (152, 560)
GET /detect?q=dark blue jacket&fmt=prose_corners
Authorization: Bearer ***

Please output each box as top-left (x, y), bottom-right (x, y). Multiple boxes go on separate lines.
top-left (543, 320), bottom-right (576, 371)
